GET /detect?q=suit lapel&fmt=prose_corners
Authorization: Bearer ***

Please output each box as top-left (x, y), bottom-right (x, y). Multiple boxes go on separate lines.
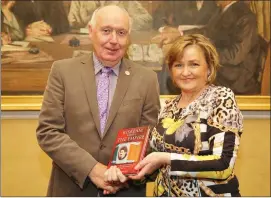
top-left (80, 54), bottom-right (102, 138)
top-left (103, 59), bottom-right (133, 137)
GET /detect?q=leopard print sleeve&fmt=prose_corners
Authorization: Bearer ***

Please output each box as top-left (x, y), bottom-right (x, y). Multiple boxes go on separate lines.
top-left (208, 86), bottom-right (243, 135)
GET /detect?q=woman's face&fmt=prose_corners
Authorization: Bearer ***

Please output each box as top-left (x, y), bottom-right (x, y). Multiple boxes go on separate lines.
top-left (170, 44), bottom-right (209, 94)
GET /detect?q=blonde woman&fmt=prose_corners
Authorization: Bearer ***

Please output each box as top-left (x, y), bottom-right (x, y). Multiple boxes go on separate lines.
top-left (105, 34), bottom-right (243, 197)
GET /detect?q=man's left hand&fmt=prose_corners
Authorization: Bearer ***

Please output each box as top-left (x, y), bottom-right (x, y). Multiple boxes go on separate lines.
top-left (103, 166), bottom-right (129, 195)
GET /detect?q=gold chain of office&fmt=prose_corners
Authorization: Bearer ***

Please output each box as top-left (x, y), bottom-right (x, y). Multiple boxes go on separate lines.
top-left (152, 129), bottom-right (191, 154)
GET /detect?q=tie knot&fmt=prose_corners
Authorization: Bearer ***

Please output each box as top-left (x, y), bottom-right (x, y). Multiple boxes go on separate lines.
top-left (101, 67), bottom-right (112, 75)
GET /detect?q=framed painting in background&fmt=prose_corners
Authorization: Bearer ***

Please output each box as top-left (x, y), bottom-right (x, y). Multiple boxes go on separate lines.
top-left (1, 1), bottom-right (270, 110)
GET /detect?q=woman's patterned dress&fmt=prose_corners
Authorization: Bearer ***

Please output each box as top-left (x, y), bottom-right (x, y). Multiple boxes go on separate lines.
top-left (150, 85), bottom-right (243, 197)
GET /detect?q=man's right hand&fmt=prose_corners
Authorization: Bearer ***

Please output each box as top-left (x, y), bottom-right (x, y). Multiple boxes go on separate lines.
top-left (89, 163), bottom-right (122, 194)
top-left (151, 26), bottom-right (181, 47)
top-left (160, 26), bottom-right (182, 45)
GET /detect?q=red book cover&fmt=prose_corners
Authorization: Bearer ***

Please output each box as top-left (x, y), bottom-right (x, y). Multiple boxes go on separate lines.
top-left (107, 126), bottom-right (151, 175)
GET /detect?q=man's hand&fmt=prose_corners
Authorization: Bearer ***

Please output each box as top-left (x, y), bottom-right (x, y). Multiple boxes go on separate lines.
top-left (1, 32), bottom-right (11, 45)
top-left (161, 26), bottom-right (180, 34)
top-left (26, 20), bottom-right (52, 36)
top-left (129, 152), bottom-right (170, 180)
top-left (160, 26), bottom-right (181, 45)
top-left (89, 163), bottom-right (122, 194)
top-left (103, 166), bottom-right (129, 195)
top-left (104, 165), bottom-right (128, 183)
top-left (151, 26), bottom-right (181, 47)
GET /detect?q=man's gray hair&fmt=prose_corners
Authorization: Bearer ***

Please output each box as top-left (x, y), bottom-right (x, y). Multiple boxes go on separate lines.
top-left (88, 5), bottom-right (133, 33)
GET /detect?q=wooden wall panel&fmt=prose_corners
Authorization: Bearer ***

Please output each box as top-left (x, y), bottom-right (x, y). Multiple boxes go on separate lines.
top-left (1, 118), bottom-right (270, 196)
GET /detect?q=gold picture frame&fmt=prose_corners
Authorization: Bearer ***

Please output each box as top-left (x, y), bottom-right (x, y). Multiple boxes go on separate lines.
top-left (1, 1), bottom-right (270, 111)
top-left (1, 95), bottom-right (270, 111)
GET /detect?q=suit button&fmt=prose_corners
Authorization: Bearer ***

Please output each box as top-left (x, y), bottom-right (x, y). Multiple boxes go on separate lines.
top-left (100, 144), bottom-right (106, 150)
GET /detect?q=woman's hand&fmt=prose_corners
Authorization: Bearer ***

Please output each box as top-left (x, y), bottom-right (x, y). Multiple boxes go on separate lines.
top-left (129, 152), bottom-right (171, 180)
top-left (103, 166), bottom-right (129, 195)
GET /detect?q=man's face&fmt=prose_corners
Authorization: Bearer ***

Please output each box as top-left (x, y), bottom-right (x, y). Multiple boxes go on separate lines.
top-left (119, 149), bottom-right (126, 159)
top-left (89, 8), bottom-right (130, 67)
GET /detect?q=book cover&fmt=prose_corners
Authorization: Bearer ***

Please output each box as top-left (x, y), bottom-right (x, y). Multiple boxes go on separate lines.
top-left (108, 126), bottom-right (151, 175)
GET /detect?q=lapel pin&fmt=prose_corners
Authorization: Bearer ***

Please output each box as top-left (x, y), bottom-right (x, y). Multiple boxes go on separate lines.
top-left (125, 71), bottom-right (130, 76)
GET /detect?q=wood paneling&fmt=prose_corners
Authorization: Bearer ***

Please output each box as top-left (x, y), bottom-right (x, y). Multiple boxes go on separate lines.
top-left (1, 119), bottom-right (270, 196)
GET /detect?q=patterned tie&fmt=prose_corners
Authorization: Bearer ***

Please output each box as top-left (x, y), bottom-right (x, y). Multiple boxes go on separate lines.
top-left (97, 67), bottom-right (112, 135)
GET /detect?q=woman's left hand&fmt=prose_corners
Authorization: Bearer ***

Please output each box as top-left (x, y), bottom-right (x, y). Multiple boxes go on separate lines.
top-left (129, 152), bottom-right (171, 180)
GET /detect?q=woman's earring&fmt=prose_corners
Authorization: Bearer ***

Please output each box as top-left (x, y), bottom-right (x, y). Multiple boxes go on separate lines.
top-left (207, 69), bottom-right (211, 82)
top-left (207, 71), bottom-right (211, 82)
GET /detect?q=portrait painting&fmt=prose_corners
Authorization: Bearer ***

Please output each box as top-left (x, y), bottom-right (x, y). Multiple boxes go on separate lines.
top-left (1, 0), bottom-right (270, 110)
top-left (111, 142), bottom-right (141, 165)
top-left (118, 145), bottom-right (128, 161)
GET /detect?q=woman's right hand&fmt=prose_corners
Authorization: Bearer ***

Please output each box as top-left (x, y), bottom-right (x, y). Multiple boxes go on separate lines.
top-left (129, 152), bottom-right (170, 180)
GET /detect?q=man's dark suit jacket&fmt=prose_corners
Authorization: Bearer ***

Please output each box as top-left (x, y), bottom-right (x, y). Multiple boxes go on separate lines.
top-left (153, 1), bottom-right (218, 29)
top-left (172, 1), bottom-right (219, 26)
top-left (186, 1), bottom-right (262, 95)
top-left (36, 54), bottom-right (160, 196)
top-left (12, 1), bottom-right (69, 35)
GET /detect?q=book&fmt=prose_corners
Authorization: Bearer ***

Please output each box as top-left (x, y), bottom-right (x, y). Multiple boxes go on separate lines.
top-left (1, 50), bottom-right (53, 64)
top-left (79, 28), bottom-right (89, 34)
top-left (1, 41), bottom-right (30, 52)
top-left (108, 126), bottom-right (151, 175)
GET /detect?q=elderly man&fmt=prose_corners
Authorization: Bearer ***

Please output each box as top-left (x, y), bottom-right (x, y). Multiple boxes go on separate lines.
top-left (159, 0), bottom-right (262, 95)
top-left (36, 5), bottom-right (160, 197)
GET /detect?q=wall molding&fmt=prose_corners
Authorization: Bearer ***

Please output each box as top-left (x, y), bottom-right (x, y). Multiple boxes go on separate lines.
top-left (1, 110), bottom-right (270, 120)
top-left (1, 95), bottom-right (270, 111)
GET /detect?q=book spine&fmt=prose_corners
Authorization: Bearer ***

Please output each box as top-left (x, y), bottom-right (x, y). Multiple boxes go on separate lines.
top-left (138, 126), bottom-right (151, 161)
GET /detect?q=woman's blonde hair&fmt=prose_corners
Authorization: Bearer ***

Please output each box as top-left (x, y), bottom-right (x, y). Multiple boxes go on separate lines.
top-left (166, 34), bottom-right (220, 84)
